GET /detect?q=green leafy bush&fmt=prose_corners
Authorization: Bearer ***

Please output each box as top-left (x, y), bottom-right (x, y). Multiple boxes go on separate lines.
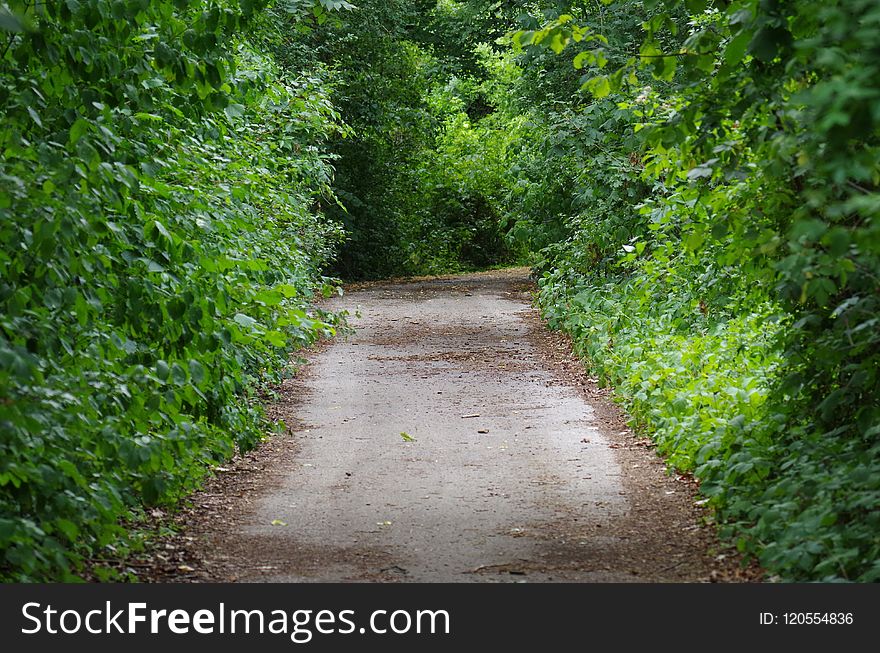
top-left (0, 0), bottom-right (344, 580)
top-left (299, 0), bottom-right (524, 279)
top-left (518, 0), bottom-right (880, 581)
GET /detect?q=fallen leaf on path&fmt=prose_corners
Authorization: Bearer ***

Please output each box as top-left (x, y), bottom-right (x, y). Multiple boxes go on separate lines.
top-left (271, 519), bottom-right (287, 526)
top-left (400, 431), bottom-right (415, 442)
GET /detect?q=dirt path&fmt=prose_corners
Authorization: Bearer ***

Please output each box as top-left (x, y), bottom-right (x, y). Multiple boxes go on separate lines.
top-left (147, 269), bottom-right (754, 583)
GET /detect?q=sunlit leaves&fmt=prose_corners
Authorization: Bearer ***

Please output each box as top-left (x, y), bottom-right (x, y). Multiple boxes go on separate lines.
top-left (573, 49), bottom-right (608, 70)
top-left (512, 14), bottom-right (603, 55)
top-left (581, 75), bottom-right (611, 98)
top-left (520, 0), bottom-right (880, 581)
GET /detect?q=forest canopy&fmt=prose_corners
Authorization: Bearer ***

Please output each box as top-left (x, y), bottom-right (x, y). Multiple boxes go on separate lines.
top-left (1, 0), bottom-right (878, 582)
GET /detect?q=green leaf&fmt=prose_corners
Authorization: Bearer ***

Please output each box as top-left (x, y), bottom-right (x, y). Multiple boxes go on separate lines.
top-left (573, 51), bottom-right (591, 70)
top-left (549, 32), bottom-right (569, 55)
top-left (0, 8), bottom-right (24, 32)
top-left (725, 30), bottom-right (752, 66)
top-left (188, 360), bottom-right (206, 385)
top-left (171, 363), bottom-right (187, 386)
top-left (684, 231), bottom-right (706, 252)
top-left (152, 220), bottom-right (172, 241)
top-left (582, 75), bottom-right (611, 98)
top-left (749, 26), bottom-right (791, 63)
top-left (224, 103), bottom-right (245, 119)
top-left (656, 54), bottom-right (676, 80)
top-left (27, 106), bottom-right (42, 128)
top-left (233, 313), bottom-right (258, 329)
top-left (276, 284), bottom-right (299, 298)
top-left (69, 118), bottom-right (90, 145)
top-left (54, 519), bottom-right (80, 542)
top-left (687, 166), bottom-right (713, 180)
top-left (255, 289), bottom-right (284, 306)
top-left (133, 112), bottom-right (164, 123)
top-left (264, 330), bottom-right (287, 347)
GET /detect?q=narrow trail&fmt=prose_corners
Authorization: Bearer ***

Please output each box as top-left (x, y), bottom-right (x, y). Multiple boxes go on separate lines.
top-left (158, 269), bottom-right (751, 583)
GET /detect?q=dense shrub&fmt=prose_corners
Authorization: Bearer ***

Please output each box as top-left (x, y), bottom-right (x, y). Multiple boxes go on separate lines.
top-left (300, 0), bottom-right (524, 279)
top-left (0, 0), bottom-right (344, 580)
top-left (516, 0), bottom-right (880, 580)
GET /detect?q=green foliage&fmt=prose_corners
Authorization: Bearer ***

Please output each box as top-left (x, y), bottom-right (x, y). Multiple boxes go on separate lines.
top-left (0, 0), bottom-right (345, 580)
top-left (541, 274), bottom-right (782, 471)
top-left (519, 0), bottom-right (880, 581)
top-left (288, 0), bottom-right (522, 279)
top-left (4, 0), bottom-right (877, 584)
top-left (411, 54), bottom-right (525, 272)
